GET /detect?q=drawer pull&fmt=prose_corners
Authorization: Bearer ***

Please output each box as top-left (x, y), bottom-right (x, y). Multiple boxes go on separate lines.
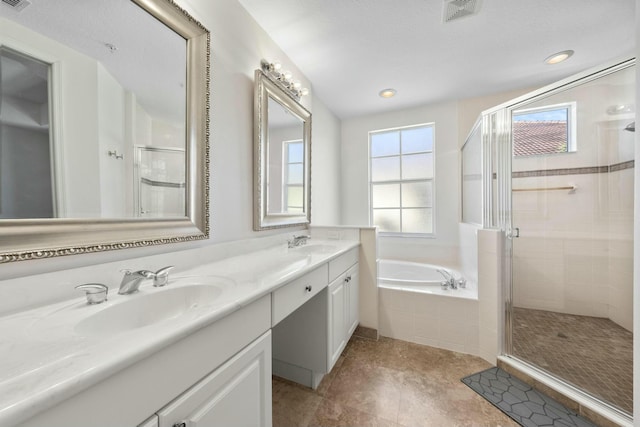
top-left (345, 275), bottom-right (351, 283)
top-left (305, 285), bottom-right (313, 292)
top-left (173, 422), bottom-right (187, 427)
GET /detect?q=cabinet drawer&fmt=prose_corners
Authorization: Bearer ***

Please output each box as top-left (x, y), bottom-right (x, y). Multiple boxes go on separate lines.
top-left (272, 264), bottom-right (328, 326)
top-left (328, 247), bottom-right (358, 282)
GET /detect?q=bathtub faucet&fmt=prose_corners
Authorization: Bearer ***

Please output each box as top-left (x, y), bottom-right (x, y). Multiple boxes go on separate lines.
top-left (437, 269), bottom-right (457, 289)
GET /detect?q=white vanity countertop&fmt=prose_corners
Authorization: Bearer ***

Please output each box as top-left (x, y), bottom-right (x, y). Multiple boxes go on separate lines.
top-left (0, 239), bottom-right (359, 427)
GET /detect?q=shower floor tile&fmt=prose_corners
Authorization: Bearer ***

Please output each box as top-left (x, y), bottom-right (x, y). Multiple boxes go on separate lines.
top-left (512, 307), bottom-right (633, 414)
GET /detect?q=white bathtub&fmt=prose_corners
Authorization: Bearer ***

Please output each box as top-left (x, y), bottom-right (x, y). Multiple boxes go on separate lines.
top-left (378, 259), bottom-right (477, 300)
top-left (378, 259), bottom-right (480, 355)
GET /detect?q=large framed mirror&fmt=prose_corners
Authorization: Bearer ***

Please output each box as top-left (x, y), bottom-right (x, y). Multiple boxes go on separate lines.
top-left (253, 69), bottom-right (311, 230)
top-left (0, 0), bottom-right (209, 262)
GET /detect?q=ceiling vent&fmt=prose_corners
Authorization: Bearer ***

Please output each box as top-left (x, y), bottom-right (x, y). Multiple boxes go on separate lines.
top-left (1, 0), bottom-right (31, 12)
top-left (443, 0), bottom-right (480, 23)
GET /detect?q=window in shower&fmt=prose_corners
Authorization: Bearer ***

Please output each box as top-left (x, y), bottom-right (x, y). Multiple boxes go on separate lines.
top-left (369, 123), bottom-right (434, 235)
top-left (512, 102), bottom-right (576, 157)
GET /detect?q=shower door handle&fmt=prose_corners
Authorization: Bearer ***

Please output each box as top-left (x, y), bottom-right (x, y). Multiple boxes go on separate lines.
top-left (507, 227), bottom-right (520, 239)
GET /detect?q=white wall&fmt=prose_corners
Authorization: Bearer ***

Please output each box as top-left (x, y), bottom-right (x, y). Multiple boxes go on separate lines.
top-left (0, 0), bottom-right (343, 297)
top-left (340, 101), bottom-right (460, 266)
top-left (341, 88), bottom-right (531, 267)
top-left (310, 95), bottom-right (342, 226)
top-left (97, 63), bottom-right (127, 218)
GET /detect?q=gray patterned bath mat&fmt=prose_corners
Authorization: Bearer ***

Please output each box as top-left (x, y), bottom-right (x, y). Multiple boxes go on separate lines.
top-left (461, 367), bottom-right (597, 427)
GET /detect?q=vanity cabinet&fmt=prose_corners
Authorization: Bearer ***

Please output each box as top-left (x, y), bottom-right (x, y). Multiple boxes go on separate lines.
top-left (328, 262), bottom-right (359, 370)
top-left (150, 331), bottom-right (271, 427)
top-left (18, 296), bottom-right (271, 427)
top-left (272, 248), bottom-right (359, 387)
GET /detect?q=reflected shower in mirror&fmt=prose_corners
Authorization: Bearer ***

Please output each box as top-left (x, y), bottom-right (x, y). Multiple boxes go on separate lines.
top-left (254, 68), bottom-right (311, 230)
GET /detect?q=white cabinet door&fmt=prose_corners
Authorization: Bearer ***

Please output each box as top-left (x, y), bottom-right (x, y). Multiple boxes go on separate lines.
top-left (346, 264), bottom-right (359, 337)
top-left (157, 331), bottom-right (272, 427)
top-left (328, 276), bottom-right (346, 370)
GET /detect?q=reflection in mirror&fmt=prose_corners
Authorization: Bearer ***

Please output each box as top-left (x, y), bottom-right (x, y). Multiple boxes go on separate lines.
top-left (267, 97), bottom-right (305, 214)
top-left (135, 146), bottom-right (186, 217)
top-left (254, 69), bottom-right (311, 230)
top-left (0, 47), bottom-right (53, 218)
top-left (0, 0), bottom-right (209, 262)
top-left (0, 0), bottom-right (187, 219)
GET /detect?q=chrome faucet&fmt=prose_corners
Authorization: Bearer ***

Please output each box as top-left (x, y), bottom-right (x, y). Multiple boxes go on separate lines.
top-left (287, 234), bottom-right (310, 248)
top-left (437, 269), bottom-right (457, 289)
top-left (153, 266), bottom-right (175, 287)
top-left (118, 269), bottom-right (155, 294)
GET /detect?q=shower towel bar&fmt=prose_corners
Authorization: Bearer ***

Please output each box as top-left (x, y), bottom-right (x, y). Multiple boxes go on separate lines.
top-left (513, 185), bottom-right (577, 193)
top-left (140, 177), bottom-right (186, 189)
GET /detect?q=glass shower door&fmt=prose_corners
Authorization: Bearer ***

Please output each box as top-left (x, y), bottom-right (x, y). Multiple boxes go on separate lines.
top-left (507, 61), bottom-right (635, 415)
top-left (134, 146), bottom-right (186, 217)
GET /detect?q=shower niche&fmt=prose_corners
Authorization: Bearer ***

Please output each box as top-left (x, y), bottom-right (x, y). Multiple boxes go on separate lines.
top-left (462, 58), bottom-right (635, 420)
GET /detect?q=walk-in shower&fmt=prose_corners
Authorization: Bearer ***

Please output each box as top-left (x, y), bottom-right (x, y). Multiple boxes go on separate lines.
top-left (461, 58), bottom-right (635, 420)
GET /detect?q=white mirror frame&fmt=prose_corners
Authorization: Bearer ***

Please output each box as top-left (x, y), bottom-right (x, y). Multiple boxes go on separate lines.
top-left (253, 69), bottom-right (311, 230)
top-left (0, 0), bottom-right (210, 263)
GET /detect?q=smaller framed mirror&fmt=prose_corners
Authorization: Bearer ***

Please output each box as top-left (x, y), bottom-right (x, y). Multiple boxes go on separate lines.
top-left (253, 69), bottom-right (311, 230)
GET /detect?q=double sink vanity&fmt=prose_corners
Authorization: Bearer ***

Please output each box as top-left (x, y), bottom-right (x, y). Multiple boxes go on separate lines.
top-left (0, 238), bottom-right (360, 427)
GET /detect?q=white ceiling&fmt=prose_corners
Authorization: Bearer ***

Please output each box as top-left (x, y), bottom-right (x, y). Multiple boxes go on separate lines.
top-left (238, 0), bottom-right (636, 119)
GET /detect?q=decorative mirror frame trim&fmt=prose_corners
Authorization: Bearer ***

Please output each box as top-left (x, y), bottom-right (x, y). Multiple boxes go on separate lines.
top-left (253, 69), bottom-right (312, 230)
top-left (0, 0), bottom-right (210, 263)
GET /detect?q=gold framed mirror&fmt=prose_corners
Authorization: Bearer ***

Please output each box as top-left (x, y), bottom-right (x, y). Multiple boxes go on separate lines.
top-left (253, 69), bottom-right (311, 230)
top-left (0, 0), bottom-right (210, 262)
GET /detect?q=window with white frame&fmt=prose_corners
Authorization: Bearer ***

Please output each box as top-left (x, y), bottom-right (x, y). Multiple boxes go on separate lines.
top-left (283, 140), bottom-right (304, 213)
top-left (369, 124), bottom-right (435, 235)
top-left (512, 102), bottom-right (576, 157)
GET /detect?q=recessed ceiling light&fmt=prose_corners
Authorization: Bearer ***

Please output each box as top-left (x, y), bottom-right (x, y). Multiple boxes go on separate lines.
top-left (379, 88), bottom-right (397, 98)
top-left (544, 50), bottom-right (574, 65)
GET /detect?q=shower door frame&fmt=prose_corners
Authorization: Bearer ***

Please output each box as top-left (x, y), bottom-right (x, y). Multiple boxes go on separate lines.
top-left (484, 57), bottom-right (635, 421)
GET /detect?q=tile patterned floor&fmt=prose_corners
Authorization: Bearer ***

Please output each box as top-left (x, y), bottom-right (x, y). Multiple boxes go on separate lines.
top-left (272, 336), bottom-right (519, 427)
top-left (512, 307), bottom-right (633, 414)
top-left (462, 367), bottom-right (597, 427)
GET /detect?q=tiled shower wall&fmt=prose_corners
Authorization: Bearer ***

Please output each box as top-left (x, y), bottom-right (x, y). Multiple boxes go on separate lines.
top-left (512, 163), bottom-right (634, 331)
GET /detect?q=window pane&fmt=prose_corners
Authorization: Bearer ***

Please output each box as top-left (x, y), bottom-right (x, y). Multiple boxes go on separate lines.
top-left (402, 181), bottom-right (432, 207)
top-left (512, 107), bottom-right (569, 156)
top-left (372, 183), bottom-right (400, 208)
top-left (287, 186), bottom-right (303, 208)
top-left (287, 164), bottom-right (303, 184)
top-left (402, 208), bottom-right (432, 233)
top-left (371, 156), bottom-right (400, 182)
top-left (288, 142), bottom-right (304, 163)
top-left (402, 126), bottom-right (433, 154)
top-left (402, 153), bottom-right (432, 180)
top-left (373, 209), bottom-right (400, 232)
top-left (371, 132), bottom-right (400, 157)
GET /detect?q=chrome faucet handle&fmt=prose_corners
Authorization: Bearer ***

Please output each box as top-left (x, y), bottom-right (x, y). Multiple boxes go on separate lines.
top-left (75, 283), bottom-right (109, 305)
top-left (457, 278), bottom-right (467, 289)
top-left (440, 280), bottom-right (450, 290)
top-left (153, 266), bottom-right (175, 287)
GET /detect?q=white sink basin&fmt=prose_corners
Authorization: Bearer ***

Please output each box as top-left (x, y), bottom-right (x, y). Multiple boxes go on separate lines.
top-left (75, 283), bottom-right (225, 337)
top-left (291, 244), bottom-right (338, 255)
